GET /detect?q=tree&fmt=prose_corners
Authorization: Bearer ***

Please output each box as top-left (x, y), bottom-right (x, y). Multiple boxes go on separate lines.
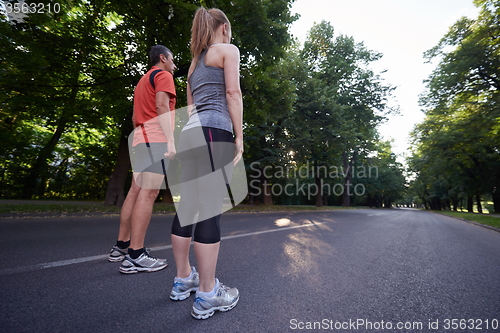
top-left (290, 21), bottom-right (397, 207)
top-left (361, 141), bottom-right (406, 208)
top-left (0, 0), bottom-right (128, 199)
top-left (0, 0), bottom-right (298, 204)
top-left (226, 0), bottom-right (298, 205)
top-left (412, 0), bottom-right (500, 212)
top-left (102, 0), bottom-right (298, 205)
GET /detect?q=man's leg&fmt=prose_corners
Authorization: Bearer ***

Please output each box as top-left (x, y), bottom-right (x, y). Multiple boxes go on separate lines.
top-left (108, 177), bottom-right (141, 262)
top-left (128, 171), bottom-right (164, 251)
top-left (129, 187), bottom-right (160, 250)
top-left (119, 171), bottom-right (168, 274)
top-left (117, 176), bottom-right (141, 242)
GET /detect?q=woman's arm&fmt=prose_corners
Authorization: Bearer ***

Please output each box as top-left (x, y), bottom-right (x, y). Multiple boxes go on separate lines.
top-left (187, 60), bottom-right (196, 117)
top-left (223, 44), bottom-right (244, 165)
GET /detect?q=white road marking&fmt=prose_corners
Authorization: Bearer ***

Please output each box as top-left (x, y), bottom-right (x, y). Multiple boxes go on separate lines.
top-left (0, 222), bottom-right (328, 276)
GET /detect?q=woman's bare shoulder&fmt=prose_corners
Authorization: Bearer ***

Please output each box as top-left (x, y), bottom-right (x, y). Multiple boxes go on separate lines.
top-left (212, 43), bottom-right (239, 54)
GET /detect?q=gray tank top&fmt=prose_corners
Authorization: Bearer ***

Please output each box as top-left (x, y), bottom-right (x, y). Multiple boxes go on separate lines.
top-left (183, 48), bottom-right (233, 134)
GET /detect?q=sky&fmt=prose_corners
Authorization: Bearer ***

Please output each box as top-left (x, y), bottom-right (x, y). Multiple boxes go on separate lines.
top-left (288, 0), bottom-right (480, 162)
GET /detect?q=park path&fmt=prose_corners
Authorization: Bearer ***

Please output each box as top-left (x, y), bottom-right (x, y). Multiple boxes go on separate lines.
top-left (0, 208), bottom-right (499, 332)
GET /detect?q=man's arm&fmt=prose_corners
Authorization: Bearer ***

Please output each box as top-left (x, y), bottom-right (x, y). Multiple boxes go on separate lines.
top-left (156, 91), bottom-right (176, 159)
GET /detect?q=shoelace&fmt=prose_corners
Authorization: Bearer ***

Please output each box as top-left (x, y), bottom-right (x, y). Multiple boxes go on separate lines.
top-left (216, 282), bottom-right (230, 297)
top-left (141, 250), bottom-right (158, 260)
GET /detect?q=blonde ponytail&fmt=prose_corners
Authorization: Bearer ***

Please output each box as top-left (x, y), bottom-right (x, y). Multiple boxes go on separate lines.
top-left (190, 7), bottom-right (230, 59)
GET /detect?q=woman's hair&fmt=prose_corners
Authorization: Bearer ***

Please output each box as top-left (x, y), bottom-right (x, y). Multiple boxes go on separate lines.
top-left (150, 45), bottom-right (172, 66)
top-left (190, 7), bottom-right (230, 59)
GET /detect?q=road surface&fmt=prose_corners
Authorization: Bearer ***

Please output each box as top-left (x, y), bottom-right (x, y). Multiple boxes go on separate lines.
top-left (1, 208), bottom-right (499, 332)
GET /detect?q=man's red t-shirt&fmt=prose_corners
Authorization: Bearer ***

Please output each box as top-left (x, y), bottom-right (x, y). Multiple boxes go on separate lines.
top-left (132, 66), bottom-right (176, 146)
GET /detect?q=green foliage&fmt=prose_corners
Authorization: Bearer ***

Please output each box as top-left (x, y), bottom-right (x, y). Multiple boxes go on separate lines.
top-left (410, 0), bottom-right (500, 212)
top-left (0, 0), bottom-right (131, 198)
top-left (0, 0), bottom-right (404, 206)
top-left (247, 21), bottom-right (401, 206)
top-left (360, 141), bottom-right (406, 208)
top-left (290, 21), bottom-right (397, 206)
top-left (296, 21), bottom-right (396, 158)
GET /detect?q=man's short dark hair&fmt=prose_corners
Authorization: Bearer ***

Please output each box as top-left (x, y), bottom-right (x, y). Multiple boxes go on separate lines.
top-left (150, 45), bottom-right (172, 66)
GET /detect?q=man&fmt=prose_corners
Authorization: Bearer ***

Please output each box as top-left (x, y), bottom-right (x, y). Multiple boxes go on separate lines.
top-left (108, 45), bottom-right (177, 274)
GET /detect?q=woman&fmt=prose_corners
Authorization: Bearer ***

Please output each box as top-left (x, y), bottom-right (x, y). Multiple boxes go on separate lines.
top-left (169, 7), bottom-right (243, 320)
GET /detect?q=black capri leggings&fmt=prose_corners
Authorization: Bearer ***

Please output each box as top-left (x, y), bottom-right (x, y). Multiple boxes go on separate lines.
top-left (171, 126), bottom-right (234, 244)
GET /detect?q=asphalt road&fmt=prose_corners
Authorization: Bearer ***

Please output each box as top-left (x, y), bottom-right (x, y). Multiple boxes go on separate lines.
top-left (0, 209), bottom-right (499, 333)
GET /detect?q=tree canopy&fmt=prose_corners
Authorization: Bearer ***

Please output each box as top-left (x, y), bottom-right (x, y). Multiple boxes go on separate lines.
top-left (1, 0), bottom-right (406, 207)
top-left (409, 0), bottom-right (500, 213)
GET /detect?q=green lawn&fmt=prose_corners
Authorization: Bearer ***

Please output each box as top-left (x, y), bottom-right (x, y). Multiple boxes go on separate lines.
top-left (435, 211), bottom-right (500, 229)
top-left (0, 203), bottom-right (122, 215)
top-left (0, 202), bottom-right (355, 216)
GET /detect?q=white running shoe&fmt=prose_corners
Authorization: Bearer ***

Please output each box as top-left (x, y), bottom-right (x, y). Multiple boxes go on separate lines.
top-left (170, 267), bottom-right (199, 301)
top-left (191, 279), bottom-right (239, 319)
top-left (119, 251), bottom-right (167, 274)
top-left (108, 245), bottom-right (127, 262)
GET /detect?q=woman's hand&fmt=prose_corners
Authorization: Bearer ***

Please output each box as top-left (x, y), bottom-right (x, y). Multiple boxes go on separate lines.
top-left (233, 136), bottom-right (243, 166)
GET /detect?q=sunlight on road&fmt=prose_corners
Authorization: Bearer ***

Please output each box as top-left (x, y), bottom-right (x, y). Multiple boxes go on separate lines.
top-left (278, 223), bottom-right (336, 283)
top-left (275, 218), bottom-right (292, 227)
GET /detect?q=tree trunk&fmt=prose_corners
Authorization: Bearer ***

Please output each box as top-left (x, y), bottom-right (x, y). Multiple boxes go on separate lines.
top-left (263, 181), bottom-right (272, 205)
top-left (476, 195), bottom-right (482, 214)
top-left (315, 175), bottom-right (323, 207)
top-left (384, 198), bottom-right (391, 208)
top-left (493, 189), bottom-right (500, 213)
top-left (467, 196), bottom-right (474, 212)
top-left (342, 150), bottom-right (357, 207)
top-left (342, 152), bottom-right (350, 207)
top-left (161, 187), bottom-right (173, 203)
top-left (22, 113), bottom-right (70, 199)
top-left (104, 114), bottom-right (134, 206)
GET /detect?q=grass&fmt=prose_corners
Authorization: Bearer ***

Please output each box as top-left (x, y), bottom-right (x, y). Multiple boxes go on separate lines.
top-left (0, 201), bottom-right (357, 217)
top-left (0, 204), bottom-right (122, 215)
top-left (435, 210), bottom-right (500, 229)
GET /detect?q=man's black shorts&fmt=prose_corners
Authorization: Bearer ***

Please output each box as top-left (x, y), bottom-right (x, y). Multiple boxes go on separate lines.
top-left (130, 142), bottom-right (168, 175)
